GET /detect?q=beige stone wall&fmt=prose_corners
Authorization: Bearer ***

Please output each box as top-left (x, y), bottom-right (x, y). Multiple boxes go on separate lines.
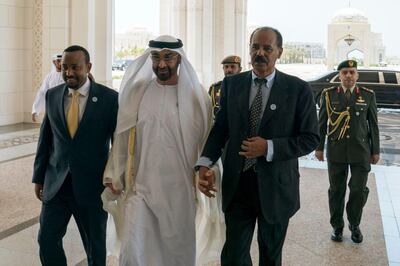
top-left (0, 0), bottom-right (69, 125)
top-left (0, 0), bottom-right (113, 126)
top-left (28, 0), bottom-right (70, 122)
top-left (0, 0), bottom-right (35, 125)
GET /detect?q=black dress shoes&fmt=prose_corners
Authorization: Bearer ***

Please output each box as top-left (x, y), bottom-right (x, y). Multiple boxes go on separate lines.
top-left (331, 228), bottom-right (343, 242)
top-left (349, 225), bottom-right (363, 243)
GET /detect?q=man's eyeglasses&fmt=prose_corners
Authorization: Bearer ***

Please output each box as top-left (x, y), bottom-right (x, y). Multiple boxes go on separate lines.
top-left (150, 53), bottom-right (178, 63)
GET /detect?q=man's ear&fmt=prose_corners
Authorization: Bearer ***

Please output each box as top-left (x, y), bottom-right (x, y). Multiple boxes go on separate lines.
top-left (87, 62), bottom-right (92, 73)
top-left (278, 47), bottom-right (283, 58)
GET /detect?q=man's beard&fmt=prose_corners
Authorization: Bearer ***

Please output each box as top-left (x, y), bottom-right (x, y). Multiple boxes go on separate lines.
top-left (153, 66), bottom-right (172, 81)
top-left (63, 75), bottom-right (80, 89)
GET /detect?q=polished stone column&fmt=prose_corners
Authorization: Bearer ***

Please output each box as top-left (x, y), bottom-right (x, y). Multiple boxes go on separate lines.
top-left (160, 0), bottom-right (247, 87)
top-left (70, 0), bottom-right (114, 88)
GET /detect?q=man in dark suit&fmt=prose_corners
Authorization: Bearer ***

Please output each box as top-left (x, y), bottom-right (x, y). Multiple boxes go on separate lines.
top-left (32, 45), bottom-right (118, 266)
top-left (315, 60), bottom-right (380, 244)
top-left (197, 27), bottom-right (319, 265)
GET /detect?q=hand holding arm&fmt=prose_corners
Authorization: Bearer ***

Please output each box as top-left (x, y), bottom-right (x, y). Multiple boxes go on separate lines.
top-left (370, 154), bottom-right (380, 164)
top-left (315, 150), bottom-right (324, 161)
top-left (105, 183), bottom-right (122, 195)
top-left (198, 166), bottom-right (217, 198)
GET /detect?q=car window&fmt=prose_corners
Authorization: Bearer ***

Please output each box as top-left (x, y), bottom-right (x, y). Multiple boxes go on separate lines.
top-left (358, 71), bottom-right (379, 83)
top-left (383, 72), bottom-right (398, 84)
top-left (306, 71), bottom-right (336, 82)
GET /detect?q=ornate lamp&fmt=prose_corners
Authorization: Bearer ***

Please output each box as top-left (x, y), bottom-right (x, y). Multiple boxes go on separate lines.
top-left (344, 34), bottom-right (355, 46)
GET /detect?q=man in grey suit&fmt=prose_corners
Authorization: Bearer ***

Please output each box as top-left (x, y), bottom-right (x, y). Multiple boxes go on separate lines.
top-left (32, 45), bottom-right (118, 266)
top-left (197, 27), bottom-right (319, 265)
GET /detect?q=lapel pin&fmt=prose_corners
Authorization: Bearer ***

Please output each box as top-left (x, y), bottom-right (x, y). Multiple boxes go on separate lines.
top-left (92, 96), bottom-right (98, 102)
top-left (270, 104), bottom-right (276, 110)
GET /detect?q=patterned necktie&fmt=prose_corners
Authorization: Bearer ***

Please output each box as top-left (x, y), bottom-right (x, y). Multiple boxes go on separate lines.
top-left (243, 78), bottom-right (266, 171)
top-left (67, 90), bottom-right (80, 138)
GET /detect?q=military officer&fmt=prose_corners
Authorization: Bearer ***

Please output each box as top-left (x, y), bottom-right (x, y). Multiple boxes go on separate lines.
top-left (208, 55), bottom-right (242, 116)
top-left (315, 59), bottom-right (380, 244)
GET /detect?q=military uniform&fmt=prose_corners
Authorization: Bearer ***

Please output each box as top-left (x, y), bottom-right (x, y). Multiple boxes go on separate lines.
top-left (209, 80), bottom-right (222, 116)
top-left (208, 55), bottom-right (241, 117)
top-left (317, 85), bottom-right (380, 230)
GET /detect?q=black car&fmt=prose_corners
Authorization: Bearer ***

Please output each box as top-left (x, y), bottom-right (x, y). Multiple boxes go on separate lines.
top-left (308, 69), bottom-right (400, 108)
top-left (112, 59), bottom-right (133, 71)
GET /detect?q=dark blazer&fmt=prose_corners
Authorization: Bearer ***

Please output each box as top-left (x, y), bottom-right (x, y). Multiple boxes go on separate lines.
top-left (32, 81), bottom-right (118, 205)
top-left (202, 70), bottom-right (319, 223)
top-left (317, 86), bottom-right (380, 163)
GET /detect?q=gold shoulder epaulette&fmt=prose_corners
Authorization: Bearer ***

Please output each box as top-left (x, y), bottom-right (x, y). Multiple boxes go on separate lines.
top-left (322, 86), bottom-right (336, 95)
top-left (323, 86), bottom-right (336, 92)
top-left (359, 86), bottom-right (374, 93)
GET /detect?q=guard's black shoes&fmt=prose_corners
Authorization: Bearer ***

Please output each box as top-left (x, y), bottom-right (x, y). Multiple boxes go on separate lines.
top-left (331, 228), bottom-right (343, 242)
top-left (349, 225), bottom-right (363, 243)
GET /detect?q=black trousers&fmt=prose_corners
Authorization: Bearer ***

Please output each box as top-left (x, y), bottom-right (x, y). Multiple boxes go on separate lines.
top-left (221, 169), bottom-right (289, 266)
top-left (327, 161), bottom-right (370, 229)
top-left (38, 174), bottom-right (107, 266)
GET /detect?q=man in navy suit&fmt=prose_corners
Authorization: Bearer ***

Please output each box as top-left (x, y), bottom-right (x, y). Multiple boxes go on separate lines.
top-left (32, 45), bottom-right (118, 266)
top-left (197, 27), bottom-right (319, 265)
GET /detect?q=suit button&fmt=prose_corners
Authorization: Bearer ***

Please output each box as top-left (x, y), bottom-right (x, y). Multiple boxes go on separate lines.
top-left (346, 135), bottom-right (350, 139)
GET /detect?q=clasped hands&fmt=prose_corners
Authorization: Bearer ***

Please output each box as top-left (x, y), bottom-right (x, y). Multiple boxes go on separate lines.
top-left (198, 136), bottom-right (267, 197)
top-left (105, 183), bottom-right (122, 195)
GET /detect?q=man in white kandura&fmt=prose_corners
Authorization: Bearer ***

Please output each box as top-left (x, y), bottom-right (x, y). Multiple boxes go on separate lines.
top-left (31, 54), bottom-right (64, 122)
top-left (102, 35), bottom-right (222, 266)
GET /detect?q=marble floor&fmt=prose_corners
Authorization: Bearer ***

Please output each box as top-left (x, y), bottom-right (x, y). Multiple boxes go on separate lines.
top-left (0, 121), bottom-right (400, 265)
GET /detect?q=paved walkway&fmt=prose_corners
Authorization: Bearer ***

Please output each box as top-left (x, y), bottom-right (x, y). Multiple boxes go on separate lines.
top-left (0, 123), bottom-right (399, 265)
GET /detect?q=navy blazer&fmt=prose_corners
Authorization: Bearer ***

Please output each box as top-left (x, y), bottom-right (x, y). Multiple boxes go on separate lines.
top-left (32, 81), bottom-right (118, 205)
top-left (202, 70), bottom-right (319, 223)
